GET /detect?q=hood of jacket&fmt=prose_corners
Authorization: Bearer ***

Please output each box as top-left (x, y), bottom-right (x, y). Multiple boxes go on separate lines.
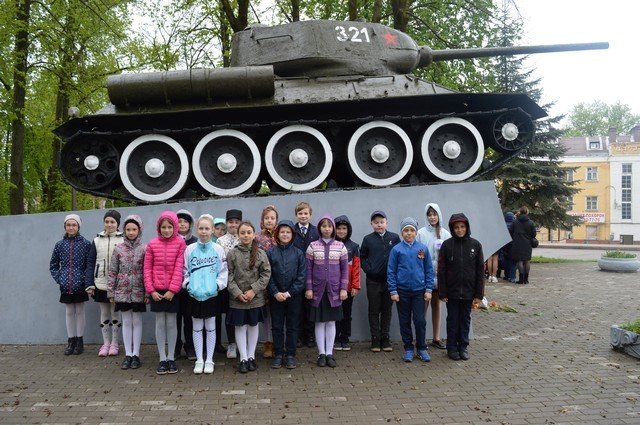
top-left (176, 209), bottom-right (195, 240)
top-left (274, 220), bottom-right (296, 246)
top-left (156, 211), bottom-right (180, 240)
top-left (517, 213), bottom-right (530, 223)
top-left (317, 214), bottom-right (336, 239)
top-left (504, 211), bottom-right (515, 226)
top-left (448, 212), bottom-right (471, 240)
top-left (334, 215), bottom-right (352, 241)
top-left (122, 214), bottom-right (143, 246)
top-left (423, 203), bottom-right (444, 232)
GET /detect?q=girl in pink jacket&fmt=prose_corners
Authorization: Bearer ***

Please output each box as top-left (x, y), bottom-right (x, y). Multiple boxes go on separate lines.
top-left (144, 211), bottom-right (186, 375)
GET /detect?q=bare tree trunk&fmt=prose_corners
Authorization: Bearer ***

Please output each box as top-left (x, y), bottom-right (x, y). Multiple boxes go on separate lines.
top-left (348, 0), bottom-right (358, 21)
top-left (371, 0), bottom-right (383, 23)
top-left (219, 0), bottom-right (249, 32)
top-left (9, 0), bottom-right (32, 215)
top-left (390, 0), bottom-right (409, 32)
top-left (218, 1), bottom-right (231, 67)
top-left (291, 0), bottom-right (300, 22)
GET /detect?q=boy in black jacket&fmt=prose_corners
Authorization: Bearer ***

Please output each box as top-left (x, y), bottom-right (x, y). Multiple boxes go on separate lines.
top-left (360, 210), bottom-right (400, 352)
top-left (438, 213), bottom-right (484, 361)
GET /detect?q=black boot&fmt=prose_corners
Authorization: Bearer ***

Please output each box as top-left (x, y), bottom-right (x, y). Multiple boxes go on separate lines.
top-left (64, 337), bottom-right (76, 356)
top-left (516, 274), bottom-right (524, 284)
top-left (73, 336), bottom-right (84, 355)
top-left (524, 273), bottom-right (529, 284)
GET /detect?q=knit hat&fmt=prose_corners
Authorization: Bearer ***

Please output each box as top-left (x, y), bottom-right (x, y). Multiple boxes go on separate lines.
top-left (103, 209), bottom-right (121, 226)
top-left (226, 209), bottom-right (242, 221)
top-left (64, 214), bottom-right (82, 228)
top-left (370, 210), bottom-right (387, 221)
top-left (214, 218), bottom-right (226, 227)
top-left (400, 217), bottom-right (418, 232)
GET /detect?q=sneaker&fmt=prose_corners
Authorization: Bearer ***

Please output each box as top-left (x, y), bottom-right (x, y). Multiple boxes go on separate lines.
top-left (108, 343), bottom-right (119, 356)
top-left (204, 361), bottom-right (215, 374)
top-left (285, 356), bottom-right (297, 369)
top-left (120, 356), bottom-right (132, 370)
top-left (130, 356), bottom-right (141, 369)
top-left (381, 338), bottom-right (393, 352)
top-left (403, 349), bottom-right (414, 362)
top-left (341, 342), bottom-right (351, 351)
top-left (248, 358), bottom-right (257, 371)
top-left (326, 355), bottom-right (337, 368)
top-left (186, 348), bottom-right (197, 361)
top-left (459, 348), bottom-right (470, 361)
top-left (417, 349), bottom-right (431, 362)
top-left (317, 354), bottom-right (327, 367)
top-left (448, 350), bottom-right (461, 361)
top-left (193, 360), bottom-right (204, 374)
top-left (238, 360), bottom-right (249, 373)
top-left (370, 340), bottom-right (381, 353)
top-left (271, 355), bottom-right (283, 369)
top-left (156, 361), bottom-right (168, 375)
top-left (227, 343), bottom-right (237, 359)
top-left (431, 340), bottom-right (446, 350)
top-left (98, 343), bottom-right (109, 357)
top-left (334, 343), bottom-right (343, 351)
top-left (167, 360), bottom-right (178, 374)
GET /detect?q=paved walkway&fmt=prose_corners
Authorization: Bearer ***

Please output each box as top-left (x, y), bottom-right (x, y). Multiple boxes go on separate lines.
top-left (2, 262), bottom-right (639, 424)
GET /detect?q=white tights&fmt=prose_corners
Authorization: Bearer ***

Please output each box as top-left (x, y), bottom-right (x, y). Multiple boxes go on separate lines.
top-left (120, 311), bottom-right (143, 357)
top-left (65, 303), bottom-right (86, 337)
top-left (155, 312), bottom-right (177, 361)
top-left (192, 317), bottom-right (216, 363)
top-left (99, 302), bottom-right (121, 345)
top-left (235, 324), bottom-right (259, 361)
top-left (315, 321), bottom-right (336, 356)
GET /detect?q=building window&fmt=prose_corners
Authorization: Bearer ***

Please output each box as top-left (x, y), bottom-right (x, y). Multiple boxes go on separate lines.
top-left (589, 141), bottom-right (600, 149)
top-left (622, 163), bottom-right (632, 174)
top-left (586, 167), bottom-right (598, 181)
top-left (564, 169), bottom-right (574, 182)
top-left (621, 164), bottom-right (632, 220)
top-left (622, 204), bottom-right (631, 220)
top-left (586, 196), bottom-right (598, 210)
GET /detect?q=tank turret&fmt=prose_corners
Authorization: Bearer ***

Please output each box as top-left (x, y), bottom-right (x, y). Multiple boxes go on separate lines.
top-left (54, 20), bottom-right (608, 203)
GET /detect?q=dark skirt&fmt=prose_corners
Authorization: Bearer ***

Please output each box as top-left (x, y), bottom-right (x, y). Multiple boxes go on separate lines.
top-left (59, 292), bottom-right (89, 304)
top-left (115, 302), bottom-right (146, 313)
top-left (187, 295), bottom-right (219, 319)
top-left (92, 288), bottom-right (109, 303)
top-left (226, 307), bottom-right (264, 327)
top-left (309, 293), bottom-right (343, 323)
top-left (150, 290), bottom-right (180, 313)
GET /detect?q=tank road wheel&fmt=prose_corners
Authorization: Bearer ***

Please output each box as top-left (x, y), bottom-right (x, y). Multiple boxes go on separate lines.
top-left (119, 134), bottom-right (189, 202)
top-left (60, 139), bottom-right (119, 189)
top-left (347, 121), bottom-right (413, 186)
top-left (192, 130), bottom-right (261, 196)
top-left (420, 117), bottom-right (484, 182)
top-left (265, 125), bottom-right (332, 191)
top-left (487, 110), bottom-right (535, 153)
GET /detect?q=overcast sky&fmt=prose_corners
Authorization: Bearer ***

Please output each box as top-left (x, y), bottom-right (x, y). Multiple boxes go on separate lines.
top-left (518, 0), bottom-right (639, 125)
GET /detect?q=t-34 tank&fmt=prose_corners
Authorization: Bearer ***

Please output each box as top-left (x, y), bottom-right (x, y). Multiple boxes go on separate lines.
top-left (54, 20), bottom-right (608, 203)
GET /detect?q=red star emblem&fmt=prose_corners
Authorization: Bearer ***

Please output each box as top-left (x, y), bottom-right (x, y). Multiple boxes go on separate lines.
top-left (383, 32), bottom-right (398, 47)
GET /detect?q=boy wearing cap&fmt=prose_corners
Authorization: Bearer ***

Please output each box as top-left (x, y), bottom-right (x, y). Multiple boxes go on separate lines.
top-left (438, 213), bottom-right (484, 361)
top-left (216, 209), bottom-right (243, 359)
top-left (213, 218), bottom-right (226, 241)
top-left (388, 217), bottom-right (434, 363)
top-left (360, 210), bottom-right (400, 352)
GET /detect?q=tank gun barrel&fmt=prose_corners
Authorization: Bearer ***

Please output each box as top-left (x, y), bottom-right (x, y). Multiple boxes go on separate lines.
top-left (418, 42), bottom-right (609, 68)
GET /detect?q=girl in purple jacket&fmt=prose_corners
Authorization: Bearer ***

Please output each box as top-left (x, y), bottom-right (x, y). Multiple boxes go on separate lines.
top-left (305, 215), bottom-right (348, 368)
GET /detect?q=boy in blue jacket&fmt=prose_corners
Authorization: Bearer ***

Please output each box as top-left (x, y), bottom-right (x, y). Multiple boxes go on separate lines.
top-left (388, 217), bottom-right (434, 363)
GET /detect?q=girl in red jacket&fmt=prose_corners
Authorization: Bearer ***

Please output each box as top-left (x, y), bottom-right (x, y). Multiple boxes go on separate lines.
top-left (144, 211), bottom-right (186, 375)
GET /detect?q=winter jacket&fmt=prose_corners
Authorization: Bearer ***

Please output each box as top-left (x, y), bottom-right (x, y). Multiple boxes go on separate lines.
top-left (437, 213), bottom-right (485, 301)
top-left (416, 203), bottom-right (451, 288)
top-left (267, 242), bottom-right (306, 297)
top-left (305, 215), bottom-right (349, 308)
top-left (50, 234), bottom-right (92, 295)
top-left (387, 240), bottom-right (434, 295)
top-left (510, 214), bottom-right (537, 261)
top-left (334, 215), bottom-right (361, 292)
top-left (293, 222), bottom-right (319, 252)
top-left (143, 211), bottom-right (187, 295)
top-left (183, 239), bottom-right (228, 301)
top-left (360, 229), bottom-right (400, 282)
top-left (500, 212), bottom-right (516, 258)
top-left (176, 209), bottom-right (197, 245)
top-left (217, 233), bottom-right (239, 255)
top-left (86, 230), bottom-right (124, 292)
top-left (107, 215), bottom-right (146, 303)
top-left (227, 243), bottom-right (271, 309)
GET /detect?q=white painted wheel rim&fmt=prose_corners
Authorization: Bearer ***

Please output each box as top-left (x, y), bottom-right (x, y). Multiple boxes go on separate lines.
top-left (120, 134), bottom-right (189, 202)
top-left (265, 125), bottom-right (332, 191)
top-left (84, 155), bottom-right (99, 171)
top-left (347, 121), bottom-right (413, 186)
top-left (421, 117), bottom-right (484, 182)
top-left (192, 130), bottom-right (261, 196)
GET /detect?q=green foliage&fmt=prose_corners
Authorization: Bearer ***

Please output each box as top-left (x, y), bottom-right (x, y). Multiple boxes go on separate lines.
top-left (531, 256), bottom-right (595, 263)
top-left (620, 320), bottom-right (640, 334)
top-left (564, 100), bottom-right (640, 136)
top-left (602, 250), bottom-right (636, 259)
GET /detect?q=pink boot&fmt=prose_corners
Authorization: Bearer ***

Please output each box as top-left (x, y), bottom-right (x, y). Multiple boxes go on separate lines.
top-left (98, 344), bottom-right (109, 357)
top-left (108, 342), bottom-right (119, 356)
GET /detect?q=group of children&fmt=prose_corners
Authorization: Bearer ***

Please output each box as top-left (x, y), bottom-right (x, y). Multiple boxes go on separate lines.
top-left (49, 200), bottom-right (484, 374)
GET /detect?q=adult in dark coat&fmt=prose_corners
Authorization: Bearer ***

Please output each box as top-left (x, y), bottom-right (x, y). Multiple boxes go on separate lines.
top-left (509, 206), bottom-right (537, 284)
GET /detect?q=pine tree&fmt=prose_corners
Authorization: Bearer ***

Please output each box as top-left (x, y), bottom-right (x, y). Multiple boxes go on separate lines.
top-left (487, 1), bottom-right (581, 233)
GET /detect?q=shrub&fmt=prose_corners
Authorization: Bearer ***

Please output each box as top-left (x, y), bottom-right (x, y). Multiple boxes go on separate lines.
top-left (620, 319), bottom-right (640, 334)
top-left (603, 250), bottom-right (636, 259)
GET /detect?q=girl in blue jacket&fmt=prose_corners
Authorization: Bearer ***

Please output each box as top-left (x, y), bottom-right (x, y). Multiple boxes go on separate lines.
top-left (49, 214), bottom-right (92, 356)
top-left (183, 215), bottom-right (228, 375)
